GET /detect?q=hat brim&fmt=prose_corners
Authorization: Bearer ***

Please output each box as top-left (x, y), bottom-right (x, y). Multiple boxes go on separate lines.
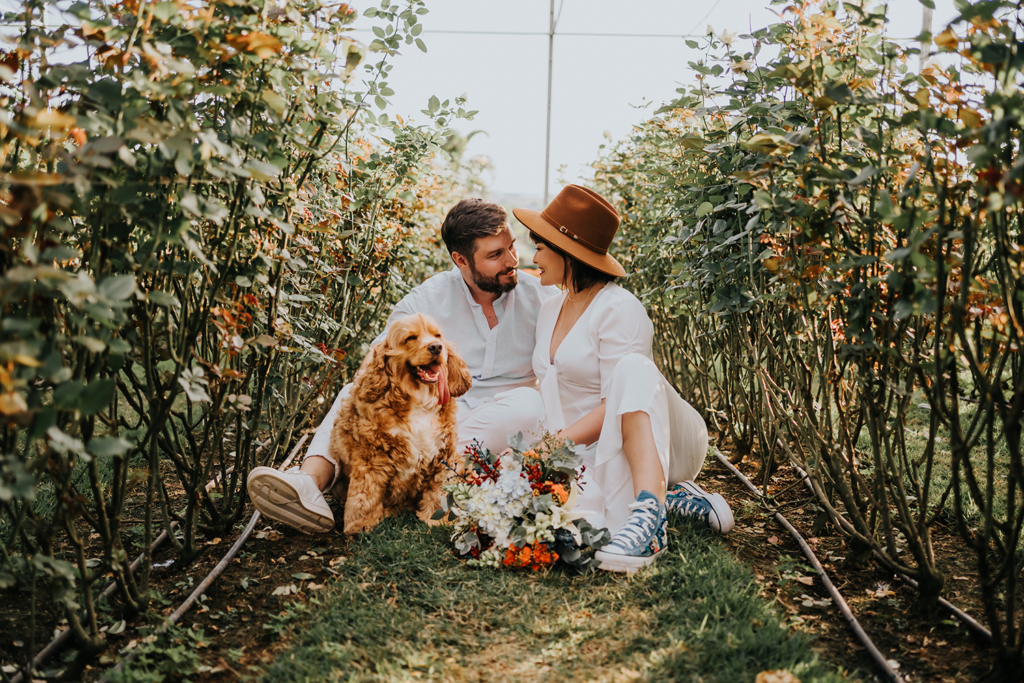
top-left (512, 207), bottom-right (626, 278)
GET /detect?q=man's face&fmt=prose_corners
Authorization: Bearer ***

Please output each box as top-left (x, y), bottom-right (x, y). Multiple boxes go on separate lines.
top-left (462, 228), bottom-right (519, 295)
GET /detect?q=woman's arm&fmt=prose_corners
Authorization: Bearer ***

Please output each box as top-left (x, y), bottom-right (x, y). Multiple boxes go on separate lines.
top-left (559, 400), bottom-right (606, 447)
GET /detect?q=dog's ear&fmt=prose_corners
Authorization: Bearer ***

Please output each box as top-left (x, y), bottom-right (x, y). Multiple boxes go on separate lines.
top-left (444, 340), bottom-right (472, 398)
top-left (353, 340), bottom-right (391, 403)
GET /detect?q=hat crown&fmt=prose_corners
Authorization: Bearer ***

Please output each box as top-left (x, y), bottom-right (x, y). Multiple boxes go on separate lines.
top-left (539, 185), bottom-right (620, 256)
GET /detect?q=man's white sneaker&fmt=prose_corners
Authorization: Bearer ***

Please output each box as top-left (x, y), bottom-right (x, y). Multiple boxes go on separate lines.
top-left (246, 466), bottom-right (335, 534)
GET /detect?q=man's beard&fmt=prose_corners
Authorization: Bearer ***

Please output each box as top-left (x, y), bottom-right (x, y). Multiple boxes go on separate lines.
top-left (469, 261), bottom-right (518, 294)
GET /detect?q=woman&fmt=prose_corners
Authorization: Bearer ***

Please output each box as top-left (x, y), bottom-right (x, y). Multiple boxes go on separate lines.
top-left (513, 185), bottom-right (733, 573)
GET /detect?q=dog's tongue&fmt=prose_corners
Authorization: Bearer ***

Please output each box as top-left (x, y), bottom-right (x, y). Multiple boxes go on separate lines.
top-left (437, 365), bottom-right (450, 405)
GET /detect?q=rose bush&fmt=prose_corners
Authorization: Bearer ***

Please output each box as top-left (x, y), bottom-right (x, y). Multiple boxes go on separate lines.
top-left (0, 0), bottom-right (478, 665)
top-left (591, 1), bottom-right (1023, 674)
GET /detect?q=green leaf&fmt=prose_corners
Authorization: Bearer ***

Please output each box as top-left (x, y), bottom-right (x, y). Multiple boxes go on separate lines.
top-left (291, 572), bottom-right (316, 580)
top-left (149, 291), bottom-right (179, 308)
top-left (261, 90), bottom-right (288, 115)
top-left (151, 2), bottom-right (177, 21)
top-left (245, 160), bottom-right (281, 181)
top-left (87, 436), bottom-right (133, 457)
top-left (695, 201), bottom-right (714, 217)
top-left (415, 38), bottom-right (427, 53)
top-left (73, 336), bottom-right (107, 353)
top-left (98, 274), bottom-right (136, 301)
top-left (78, 378), bottom-right (115, 415)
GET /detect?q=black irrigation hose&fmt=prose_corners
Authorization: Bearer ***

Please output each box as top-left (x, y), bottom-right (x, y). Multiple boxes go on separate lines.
top-left (98, 434), bottom-right (309, 683)
top-left (6, 438), bottom-right (270, 683)
top-left (789, 465), bottom-right (993, 642)
top-left (9, 458), bottom-right (248, 683)
top-left (714, 450), bottom-right (907, 683)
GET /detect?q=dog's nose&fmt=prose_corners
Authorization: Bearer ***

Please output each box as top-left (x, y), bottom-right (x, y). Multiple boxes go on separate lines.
top-left (428, 342), bottom-right (442, 356)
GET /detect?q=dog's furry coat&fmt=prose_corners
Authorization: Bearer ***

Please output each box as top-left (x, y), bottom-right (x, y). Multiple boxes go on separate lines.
top-left (328, 314), bottom-right (472, 533)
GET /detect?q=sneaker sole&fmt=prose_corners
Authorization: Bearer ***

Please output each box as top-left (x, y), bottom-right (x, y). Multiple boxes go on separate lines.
top-left (678, 481), bottom-right (735, 534)
top-left (594, 548), bottom-right (665, 573)
top-left (247, 471), bottom-right (335, 535)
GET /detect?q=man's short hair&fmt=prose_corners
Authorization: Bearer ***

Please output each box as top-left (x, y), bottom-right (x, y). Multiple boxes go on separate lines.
top-left (440, 198), bottom-right (509, 259)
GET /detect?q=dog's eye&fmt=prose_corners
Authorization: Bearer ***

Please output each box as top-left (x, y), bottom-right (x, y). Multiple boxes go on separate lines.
top-left (405, 335), bottom-right (417, 343)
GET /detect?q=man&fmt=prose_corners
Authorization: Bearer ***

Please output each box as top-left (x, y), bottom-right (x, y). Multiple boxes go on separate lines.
top-left (247, 198), bottom-right (559, 533)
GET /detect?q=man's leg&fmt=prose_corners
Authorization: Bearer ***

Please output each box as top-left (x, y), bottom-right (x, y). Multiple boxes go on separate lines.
top-left (246, 385), bottom-right (351, 534)
top-left (456, 387), bottom-right (546, 455)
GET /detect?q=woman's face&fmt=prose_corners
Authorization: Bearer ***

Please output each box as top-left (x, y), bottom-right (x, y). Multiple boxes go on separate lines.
top-left (531, 237), bottom-right (566, 288)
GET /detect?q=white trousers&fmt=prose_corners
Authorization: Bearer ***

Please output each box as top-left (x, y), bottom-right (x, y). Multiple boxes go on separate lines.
top-left (303, 384), bottom-right (546, 490)
top-left (575, 353), bottom-right (709, 536)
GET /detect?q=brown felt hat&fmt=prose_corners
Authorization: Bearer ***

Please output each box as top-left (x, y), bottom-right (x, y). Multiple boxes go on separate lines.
top-left (513, 184), bottom-right (626, 278)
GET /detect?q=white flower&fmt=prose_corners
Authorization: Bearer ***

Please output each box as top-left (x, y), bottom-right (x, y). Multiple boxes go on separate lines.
top-left (719, 29), bottom-right (737, 46)
top-left (731, 59), bottom-right (754, 73)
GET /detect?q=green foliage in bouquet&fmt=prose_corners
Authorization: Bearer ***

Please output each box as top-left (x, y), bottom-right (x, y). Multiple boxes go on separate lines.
top-left (440, 433), bottom-right (610, 572)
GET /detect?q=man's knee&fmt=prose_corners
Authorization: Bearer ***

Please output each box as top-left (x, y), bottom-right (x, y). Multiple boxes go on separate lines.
top-left (492, 387), bottom-right (545, 423)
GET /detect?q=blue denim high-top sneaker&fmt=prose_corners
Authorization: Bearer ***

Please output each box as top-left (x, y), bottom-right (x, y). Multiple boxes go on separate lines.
top-left (594, 490), bottom-right (668, 573)
top-left (665, 480), bottom-right (735, 534)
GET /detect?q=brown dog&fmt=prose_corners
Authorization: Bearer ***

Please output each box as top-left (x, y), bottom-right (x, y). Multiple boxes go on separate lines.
top-left (328, 314), bottom-right (472, 533)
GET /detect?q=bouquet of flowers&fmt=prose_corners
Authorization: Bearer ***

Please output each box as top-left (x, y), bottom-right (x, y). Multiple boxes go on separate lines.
top-left (439, 433), bottom-right (609, 571)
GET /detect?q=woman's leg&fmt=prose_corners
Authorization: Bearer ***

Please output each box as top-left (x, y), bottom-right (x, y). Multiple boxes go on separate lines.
top-left (621, 410), bottom-right (666, 503)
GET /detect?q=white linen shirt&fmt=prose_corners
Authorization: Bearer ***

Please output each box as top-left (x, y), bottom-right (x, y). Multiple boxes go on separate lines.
top-left (379, 267), bottom-right (560, 409)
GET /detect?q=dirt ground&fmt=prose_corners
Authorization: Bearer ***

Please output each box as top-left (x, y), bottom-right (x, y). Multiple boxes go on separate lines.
top-left (0, 437), bottom-right (1006, 682)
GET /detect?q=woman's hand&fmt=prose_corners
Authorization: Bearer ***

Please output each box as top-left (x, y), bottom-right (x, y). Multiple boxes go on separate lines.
top-left (559, 399), bottom-right (607, 447)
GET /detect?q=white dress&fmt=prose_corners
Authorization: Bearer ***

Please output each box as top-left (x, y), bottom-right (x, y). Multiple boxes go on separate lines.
top-left (532, 284), bottom-right (709, 535)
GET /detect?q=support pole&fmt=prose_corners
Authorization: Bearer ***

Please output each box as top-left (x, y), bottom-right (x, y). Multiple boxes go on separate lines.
top-left (544, 0), bottom-right (555, 206)
top-left (919, 2), bottom-right (933, 73)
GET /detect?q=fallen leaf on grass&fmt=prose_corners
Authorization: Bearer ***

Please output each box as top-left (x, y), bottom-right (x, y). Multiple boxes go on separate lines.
top-left (795, 576), bottom-right (814, 586)
top-left (307, 582), bottom-right (324, 591)
top-left (291, 572), bottom-right (315, 580)
top-left (254, 530), bottom-right (282, 541)
top-left (767, 536), bottom-right (779, 545)
top-left (756, 669), bottom-right (801, 683)
top-left (329, 556), bottom-right (347, 567)
top-left (619, 668), bottom-right (642, 679)
top-left (800, 594), bottom-right (831, 607)
top-left (272, 584), bottom-right (299, 596)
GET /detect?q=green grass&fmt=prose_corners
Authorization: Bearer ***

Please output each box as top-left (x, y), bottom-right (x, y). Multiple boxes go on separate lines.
top-left (262, 515), bottom-right (846, 683)
top-left (856, 389), bottom-right (1012, 524)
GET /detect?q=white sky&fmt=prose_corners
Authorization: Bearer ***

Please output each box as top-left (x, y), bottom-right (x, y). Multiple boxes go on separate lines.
top-left (350, 0), bottom-right (962, 199)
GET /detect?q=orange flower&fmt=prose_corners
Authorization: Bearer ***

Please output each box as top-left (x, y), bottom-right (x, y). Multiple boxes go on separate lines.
top-left (550, 483), bottom-right (568, 504)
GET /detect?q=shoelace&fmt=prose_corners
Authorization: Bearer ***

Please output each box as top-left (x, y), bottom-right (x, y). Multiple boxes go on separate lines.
top-left (610, 500), bottom-right (661, 549)
top-left (670, 496), bottom-right (709, 517)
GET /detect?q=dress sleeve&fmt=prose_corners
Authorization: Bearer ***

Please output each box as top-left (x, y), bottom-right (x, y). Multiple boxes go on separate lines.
top-left (595, 292), bottom-right (654, 399)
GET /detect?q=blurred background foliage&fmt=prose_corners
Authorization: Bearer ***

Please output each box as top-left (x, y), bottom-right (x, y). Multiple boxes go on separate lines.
top-left (592, 0), bottom-right (1023, 675)
top-left (0, 0), bottom-right (481, 665)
